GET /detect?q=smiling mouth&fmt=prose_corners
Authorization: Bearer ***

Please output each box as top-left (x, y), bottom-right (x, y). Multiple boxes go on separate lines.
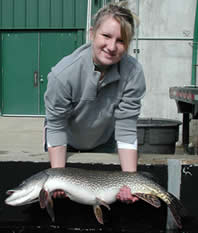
top-left (103, 50), bottom-right (116, 58)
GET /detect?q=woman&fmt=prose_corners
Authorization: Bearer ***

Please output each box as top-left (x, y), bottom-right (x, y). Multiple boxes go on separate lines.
top-left (44, 3), bottom-right (146, 202)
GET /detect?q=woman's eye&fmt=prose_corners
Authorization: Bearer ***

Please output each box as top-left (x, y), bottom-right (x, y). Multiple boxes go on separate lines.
top-left (118, 39), bottom-right (124, 43)
top-left (103, 34), bottom-right (110, 38)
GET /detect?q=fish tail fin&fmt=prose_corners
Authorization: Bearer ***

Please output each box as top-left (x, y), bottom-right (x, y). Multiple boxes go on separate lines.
top-left (167, 192), bottom-right (188, 229)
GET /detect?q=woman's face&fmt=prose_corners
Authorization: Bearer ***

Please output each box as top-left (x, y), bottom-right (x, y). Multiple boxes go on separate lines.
top-left (90, 16), bottom-right (126, 66)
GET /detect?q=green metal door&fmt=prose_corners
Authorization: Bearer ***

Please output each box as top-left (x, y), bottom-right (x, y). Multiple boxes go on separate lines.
top-left (1, 31), bottom-right (83, 115)
top-left (39, 31), bottom-right (81, 115)
top-left (2, 32), bottom-right (39, 115)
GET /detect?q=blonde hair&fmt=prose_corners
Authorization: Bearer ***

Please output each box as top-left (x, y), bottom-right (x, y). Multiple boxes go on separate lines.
top-left (92, 2), bottom-right (139, 49)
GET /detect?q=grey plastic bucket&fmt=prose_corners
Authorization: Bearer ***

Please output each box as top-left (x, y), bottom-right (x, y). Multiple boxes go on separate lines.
top-left (137, 118), bottom-right (182, 154)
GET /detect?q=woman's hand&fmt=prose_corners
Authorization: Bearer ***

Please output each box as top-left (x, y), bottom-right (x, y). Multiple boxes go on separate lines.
top-left (52, 189), bottom-right (68, 199)
top-left (116, 185), bottom-right (139, 203)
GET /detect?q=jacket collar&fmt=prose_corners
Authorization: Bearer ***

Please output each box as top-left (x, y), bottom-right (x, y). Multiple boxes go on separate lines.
top-left (103, 63), bottom-right (121, 85)
top-left (85, 44), bottom-right (121, 86)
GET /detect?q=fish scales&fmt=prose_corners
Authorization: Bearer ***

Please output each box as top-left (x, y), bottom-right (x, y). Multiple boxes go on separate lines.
top-left (43, 168), bottom-right (171, 207)
top-left (46, 168), bottom-right (159, 193)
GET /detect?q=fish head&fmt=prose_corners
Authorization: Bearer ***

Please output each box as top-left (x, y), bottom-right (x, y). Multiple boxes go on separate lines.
top-left (5, 171), bottom-right (48, 206)
top-left (5, 181), bottom-right (35, 206)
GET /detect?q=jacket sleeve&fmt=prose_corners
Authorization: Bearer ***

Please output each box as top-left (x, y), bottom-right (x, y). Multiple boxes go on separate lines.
top-left (114, 63), bottom-right (146, 144)
top-left (44, 72), bottom-right (72, 147)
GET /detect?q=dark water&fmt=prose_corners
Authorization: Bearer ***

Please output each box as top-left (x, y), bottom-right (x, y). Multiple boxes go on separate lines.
top-left (0, 228), bottom-right (197, 233)
top-left (0, 222), bottom-right (197, 233)
top-left (0, 162), bottom-right (197, 233)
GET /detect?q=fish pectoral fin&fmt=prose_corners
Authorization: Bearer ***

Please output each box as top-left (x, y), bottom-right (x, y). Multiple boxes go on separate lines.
top-left (39, 188), bottom-right (55, 222)
top-left (39, 189), bottom-right (48, 209)
top-left (96, 197), bottom-right (110, 210)
top-left (46, 196), bottom-right (55, 222)
top-left (134, 193), bottom-right (161, 208)
top-left (93, 205), bottom-right (104, 224)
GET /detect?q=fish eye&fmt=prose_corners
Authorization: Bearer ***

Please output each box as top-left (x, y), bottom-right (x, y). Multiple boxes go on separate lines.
top-left (19, 181), bottom-right (26, 187)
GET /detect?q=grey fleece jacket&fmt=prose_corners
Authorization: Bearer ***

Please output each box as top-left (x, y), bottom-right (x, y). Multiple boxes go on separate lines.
top-left (44, 43), bottom-right (146, 150)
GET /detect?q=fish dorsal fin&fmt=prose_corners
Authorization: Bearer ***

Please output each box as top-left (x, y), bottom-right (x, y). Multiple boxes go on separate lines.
top-left (134, 193), bottom-right (161, 208)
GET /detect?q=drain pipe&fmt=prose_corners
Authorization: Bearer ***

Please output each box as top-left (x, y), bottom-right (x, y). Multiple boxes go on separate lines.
top-left (192, 0), bottom-right (198, 85)
top-left (166, 159), bottom-right (182, 230)
top-left (86, 0), bottom-right (92, 43)
top-left (135, 0), bottom-right (140, 60)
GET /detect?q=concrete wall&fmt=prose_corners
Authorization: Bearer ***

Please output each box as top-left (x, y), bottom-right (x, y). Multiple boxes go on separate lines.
top-left (127, 0), bottom-right (197, 142)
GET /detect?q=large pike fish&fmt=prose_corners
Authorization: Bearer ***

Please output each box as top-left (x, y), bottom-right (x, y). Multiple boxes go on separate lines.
top-left (5, 167), bottom-right (186, 228)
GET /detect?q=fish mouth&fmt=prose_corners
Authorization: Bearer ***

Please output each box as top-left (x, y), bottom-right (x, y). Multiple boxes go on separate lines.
top-left (6, 190), bottom-right (15, 195)
top-left (5, 186), bottom-right (37, 206)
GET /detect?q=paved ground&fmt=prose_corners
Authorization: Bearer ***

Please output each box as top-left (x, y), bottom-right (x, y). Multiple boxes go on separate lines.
top-left (0, 116), bottom-right (46, 161)
top-left (1, 116), bottom-right (198, 165)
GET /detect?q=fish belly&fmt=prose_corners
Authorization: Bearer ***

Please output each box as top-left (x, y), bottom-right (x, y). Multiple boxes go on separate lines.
top-left (44, 179), bottom-right (97, 205)
top-left (95, 189), bottom-right (118, 204)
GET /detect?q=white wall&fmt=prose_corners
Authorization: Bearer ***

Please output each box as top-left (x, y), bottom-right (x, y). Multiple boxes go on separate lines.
top-left (138, 40), bottom-right (192, 119)
top-left (127, 0), bottom-right (197, 142)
